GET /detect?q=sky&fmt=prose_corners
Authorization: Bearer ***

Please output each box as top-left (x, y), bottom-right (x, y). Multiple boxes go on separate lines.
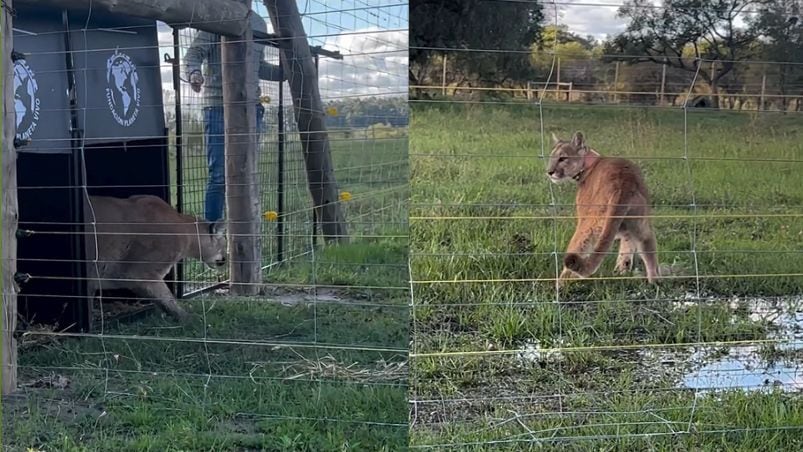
top-left (552, 0), bottom-right (759, 41)
top-left (154, 0), bottom-right (774, 102)
top-left (157, 0), bottom-right (408, 102)
top-left (550, 0), bottom-right (630, 40)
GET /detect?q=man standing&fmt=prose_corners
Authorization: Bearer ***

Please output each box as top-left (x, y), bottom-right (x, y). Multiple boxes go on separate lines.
top-left (185, 11), bottom-right (284, 223)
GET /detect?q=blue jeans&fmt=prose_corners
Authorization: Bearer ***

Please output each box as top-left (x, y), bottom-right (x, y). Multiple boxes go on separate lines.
top-left (203, 104), bottom-right (265, 223)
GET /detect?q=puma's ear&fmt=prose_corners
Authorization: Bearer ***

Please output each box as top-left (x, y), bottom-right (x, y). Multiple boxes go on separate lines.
top-left (571, 131), bottom-right (585, 149)
top-left (551, 132), bottom-right (560, 145)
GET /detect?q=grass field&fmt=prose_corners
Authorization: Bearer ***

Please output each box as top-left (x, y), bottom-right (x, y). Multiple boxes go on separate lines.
top-left (409, 102), bottom-right (803, 449)
top-left (3, 130), bottom-right (410, 451)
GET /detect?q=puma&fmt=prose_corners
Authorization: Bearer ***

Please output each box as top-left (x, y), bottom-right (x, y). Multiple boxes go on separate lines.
top-left (546, 131), bottom-right (659, 288)
top-left (83, 195), bottom-right (227, 321)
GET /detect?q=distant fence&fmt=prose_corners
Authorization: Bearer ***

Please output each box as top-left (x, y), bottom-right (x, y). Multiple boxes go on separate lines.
top-left (412, 57), bottom-right (803, 112)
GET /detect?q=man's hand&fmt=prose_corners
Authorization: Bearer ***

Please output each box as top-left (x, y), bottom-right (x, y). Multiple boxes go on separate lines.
top-left (189, 71), bottom-right (204, 93)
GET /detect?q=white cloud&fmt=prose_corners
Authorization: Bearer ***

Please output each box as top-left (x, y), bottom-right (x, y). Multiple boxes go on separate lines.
top-left (548, 0), bottom-right (628, 40)
top-left (156, 21), bottom-right (407, 106)
top-left (554, 0), bottom-right (754, 41)
top-left (317, 27), bottom-right (408, 100)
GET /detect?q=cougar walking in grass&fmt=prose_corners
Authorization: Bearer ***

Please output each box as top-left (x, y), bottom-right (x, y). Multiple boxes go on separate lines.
top-left (546, 131), bottom-right (660, 288)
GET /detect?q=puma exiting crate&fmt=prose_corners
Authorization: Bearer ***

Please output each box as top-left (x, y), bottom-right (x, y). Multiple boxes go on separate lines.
top-left (546, 131), bottom-right (660, 288)
top-left (84, 195), bottom-right (227, 321)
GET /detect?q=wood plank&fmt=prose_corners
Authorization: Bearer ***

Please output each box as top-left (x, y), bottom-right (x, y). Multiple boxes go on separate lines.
top-left (17, 0), bottom-right (249, 36)
top-left (222, 5), bottom-right (261, 295)
top-left (2, 0), bottom-right (19, 395)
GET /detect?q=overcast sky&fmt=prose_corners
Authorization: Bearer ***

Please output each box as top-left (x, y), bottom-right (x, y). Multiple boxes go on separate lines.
top-left (552, 0), bottom-right (760, 40)
top-left (551, 0), bottom-right (630, 40)
top-left (157, 0), bottom-right (407, 102)
top-left (156, 1), bottom-right (632, 101)
top-left (154, 0), bottom-right (771, 102)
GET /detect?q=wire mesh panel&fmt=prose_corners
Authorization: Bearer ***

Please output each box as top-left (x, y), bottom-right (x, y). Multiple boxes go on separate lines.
top-left (173, 25), bottom-right (295, 295)
top-left (4, 1), bottom-right (409, 450)
top-left (409, 0), bottom-right (803, 450)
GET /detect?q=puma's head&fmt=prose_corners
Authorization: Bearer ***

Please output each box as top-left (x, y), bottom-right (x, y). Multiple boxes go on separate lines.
top-left (199, 221), bottom-right (228, 269)
top-left (546, 131), bottom-right (597, 184)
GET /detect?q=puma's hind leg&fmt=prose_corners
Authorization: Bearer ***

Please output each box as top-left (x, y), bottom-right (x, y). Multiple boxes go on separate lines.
top-left (636, 227), bottom-right (660, 284)
top-left (614, 235), bottom-right (636, 275)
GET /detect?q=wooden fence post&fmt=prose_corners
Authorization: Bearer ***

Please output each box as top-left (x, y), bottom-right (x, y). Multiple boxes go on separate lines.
top-left (759, 66), bottom-right (767, 111)
top-left (222, 3), bottom-right (261, 295)
top-left (555, 57), bottom-right (561, 101)
top-left (264, 0), bottom-right (348, 244)
top-left (2, 0), bottom-right (19, 395)
top-left (442, 53), bottom-right (447, 96)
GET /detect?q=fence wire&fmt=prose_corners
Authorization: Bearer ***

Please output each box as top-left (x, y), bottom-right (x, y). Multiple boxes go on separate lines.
top-left (409, 0), bottom-right (803, 449)
top-left (5, 1), bottom-right (409, 450)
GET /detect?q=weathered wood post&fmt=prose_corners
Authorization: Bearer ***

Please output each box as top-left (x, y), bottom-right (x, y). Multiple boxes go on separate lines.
top-left (222, 3), bottom-right (262, 295)
top-left (759, 66), bottom-right (767, 112)
top-left (18, 0), bottom-right (251, 36)
top-left (264, 0), bottom-right (348, 244)
top-left (442, 54), bottom-right (447, 96)
top-left (2, 0), bottom-right (19, 395)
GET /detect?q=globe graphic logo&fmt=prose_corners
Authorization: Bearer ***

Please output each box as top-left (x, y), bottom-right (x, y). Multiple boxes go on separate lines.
top-left (14, 60), bottom-right (40, 141)
top-left (105, 50), bottom-right (141, 127)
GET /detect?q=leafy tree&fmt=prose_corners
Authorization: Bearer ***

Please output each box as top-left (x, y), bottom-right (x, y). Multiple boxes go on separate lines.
top-left (530, 25), bottom-right (595, 69)
top-left (410, 0), bottom-right (543, 95)
top-left (530, 25), bottom-right (597, 90)
top-left (748, 0), bottom-right (803, 110)
top-left (606, 0), bottom-right (764, 108)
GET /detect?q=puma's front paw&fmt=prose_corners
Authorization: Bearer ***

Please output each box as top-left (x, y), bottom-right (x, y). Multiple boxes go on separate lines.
top-left (563, 253), bottom-right (585, 274)
top-left (556, 267), bottom-right (576, 292)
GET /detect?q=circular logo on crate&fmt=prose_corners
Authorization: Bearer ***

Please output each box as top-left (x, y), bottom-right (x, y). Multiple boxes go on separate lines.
top-left (13, 60), bottom-right (40, 141)
top-left (105, 50), bottom-right (141, 127)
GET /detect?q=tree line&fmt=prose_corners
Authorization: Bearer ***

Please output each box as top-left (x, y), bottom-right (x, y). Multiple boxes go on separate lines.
top-left (410, 0), bottom-right (803, 110)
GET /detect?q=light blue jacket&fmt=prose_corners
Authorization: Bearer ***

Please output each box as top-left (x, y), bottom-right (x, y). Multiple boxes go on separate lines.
top-left (184, 12), bottom-right (284, 107)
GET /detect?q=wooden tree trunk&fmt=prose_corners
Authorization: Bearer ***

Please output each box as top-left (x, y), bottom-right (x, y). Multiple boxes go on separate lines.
top-left (18, 0), bottom-right (250, 36)
top-left (709, 61), bottom-right (720, 109)
top-left (222, 5), bottom-right (261, 295)
top-left (264, 0), bottom-right (348, 243)
top-left (2, 0), bottom-right (19, 395)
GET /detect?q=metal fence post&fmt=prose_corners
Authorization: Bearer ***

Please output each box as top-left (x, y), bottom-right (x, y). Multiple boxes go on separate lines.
top-left (277, 60), bottom-right (285, 264)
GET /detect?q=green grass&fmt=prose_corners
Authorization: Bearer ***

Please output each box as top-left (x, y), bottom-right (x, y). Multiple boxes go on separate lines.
top-left (5, 298), bottom-right (408, 451)
top-left (4, 130), bottom-right (410, 450)
top-left (409, 101), bottom-right (803, 449)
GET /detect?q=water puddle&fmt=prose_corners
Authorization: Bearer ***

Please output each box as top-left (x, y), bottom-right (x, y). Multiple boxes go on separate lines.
top-left (681, 344), bottom-right (803, 391)
top-left (679, 296), bottom-right (803, 392)
top-left (515, 295), bottom-right (803, 392)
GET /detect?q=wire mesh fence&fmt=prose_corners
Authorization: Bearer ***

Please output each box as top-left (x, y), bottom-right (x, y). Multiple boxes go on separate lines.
top-left (5, 1), bottom-right (409, 450)
top-left (409, 0), bottom-right (803, 449)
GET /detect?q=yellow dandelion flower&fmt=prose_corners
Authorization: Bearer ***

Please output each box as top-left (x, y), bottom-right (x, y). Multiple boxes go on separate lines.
top-left (326, 106), bottom-right (338, 116)
top-left (263, 211), bottom-right (278, 221)
top-left (339, 191), bottom-right (352, 202)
